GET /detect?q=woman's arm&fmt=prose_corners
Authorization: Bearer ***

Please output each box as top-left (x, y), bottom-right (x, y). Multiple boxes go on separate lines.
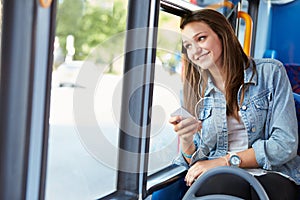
top-left (229, 148), bottom-right (259, 168)
top-left (169, 116), bottom-right (202, 163)
top-left (184, 148), bottom-right (258, 186)
top-left (252, 61), bottom-right (298, 169)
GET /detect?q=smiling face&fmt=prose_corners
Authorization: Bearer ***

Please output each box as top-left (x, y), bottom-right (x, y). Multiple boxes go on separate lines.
top-left (182, 21), bottom-right (223, 70)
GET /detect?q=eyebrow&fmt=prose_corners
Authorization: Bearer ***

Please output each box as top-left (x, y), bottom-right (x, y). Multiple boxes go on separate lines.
top-left (192, 31), bottom-right (206, 40)
top-left (182, 40), bottom-right (189, 45)
top-left (182, 31), bottom-right (207, 44)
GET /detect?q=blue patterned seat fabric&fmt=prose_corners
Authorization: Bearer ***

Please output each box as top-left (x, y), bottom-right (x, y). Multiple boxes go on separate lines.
top-left (283, 64), bottom-right (300, 155)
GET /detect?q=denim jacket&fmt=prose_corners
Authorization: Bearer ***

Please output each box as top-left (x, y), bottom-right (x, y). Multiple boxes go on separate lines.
top-left (174, 58), bottom-right (300, 185)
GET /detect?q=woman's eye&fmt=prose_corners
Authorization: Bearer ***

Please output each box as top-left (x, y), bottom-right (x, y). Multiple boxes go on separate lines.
top-left (198, 36), bottom-right (206, 41)
top-left (184, 44), bottom-right (192, 49)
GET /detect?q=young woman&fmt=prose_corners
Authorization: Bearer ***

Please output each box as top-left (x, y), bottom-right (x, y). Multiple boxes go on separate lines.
top-left (169, 9), bottom-right (300, 199)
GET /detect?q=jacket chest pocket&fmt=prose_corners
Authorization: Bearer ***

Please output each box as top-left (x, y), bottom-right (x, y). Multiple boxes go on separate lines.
top-left (198, 105), bottom-right (225, 147)
top-left (248, 93), bottom-right (271, 133)
top-left (199, 106), bottom-right (218, 148)
top-left (196, 97), bottom-right (226, 147)
top-left (253, 96), bottom-right (269, 110)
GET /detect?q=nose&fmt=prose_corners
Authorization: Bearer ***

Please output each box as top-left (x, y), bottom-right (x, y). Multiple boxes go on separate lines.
top-left (190, 43), bottom-right (202, 58)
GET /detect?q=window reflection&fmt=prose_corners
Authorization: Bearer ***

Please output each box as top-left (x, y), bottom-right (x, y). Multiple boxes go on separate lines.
top-left (148, 11), bottom-right (182, 174)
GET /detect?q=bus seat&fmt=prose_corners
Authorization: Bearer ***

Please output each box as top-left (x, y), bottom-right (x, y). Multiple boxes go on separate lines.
top-left (294, 93), bottom-right (300, 156)
top-left (263, 49), bottom-right (278, 59)
top-left (285, 64), bottom-right (300, 94)
top-left (284, 64), bottom-right (300, 155)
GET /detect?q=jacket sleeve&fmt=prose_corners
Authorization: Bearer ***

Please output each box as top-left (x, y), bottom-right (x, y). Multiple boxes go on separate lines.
top-left (252, 61), bottom-right (298, 170)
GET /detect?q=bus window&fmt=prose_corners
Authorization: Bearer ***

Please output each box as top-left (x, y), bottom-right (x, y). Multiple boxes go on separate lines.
top-left (46, 0), bottom-right (127, 199)
top-left (48, 0), bottom-right (184, 198)
top-left (148, 11), bottom-right (182, 174)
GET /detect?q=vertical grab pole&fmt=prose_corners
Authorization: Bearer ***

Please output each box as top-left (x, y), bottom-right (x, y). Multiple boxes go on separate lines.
top-left (238, 11), bottom-right (253, 56)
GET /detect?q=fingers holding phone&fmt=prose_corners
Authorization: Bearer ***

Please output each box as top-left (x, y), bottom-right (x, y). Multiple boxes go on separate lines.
top-left (169, 107), bottom-right (202, 141)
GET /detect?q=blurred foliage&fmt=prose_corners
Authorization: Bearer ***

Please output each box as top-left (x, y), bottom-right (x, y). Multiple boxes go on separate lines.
top-left (55, 0), bottom-right (181, 74)
top-left (55, 0), bottom-right (126, 61)
top-left (55, 0), bottom-right (84, 57)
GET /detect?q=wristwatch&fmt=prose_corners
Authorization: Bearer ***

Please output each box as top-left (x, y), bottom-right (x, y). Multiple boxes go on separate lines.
top-left (229, 152), bottom-right (241, 167)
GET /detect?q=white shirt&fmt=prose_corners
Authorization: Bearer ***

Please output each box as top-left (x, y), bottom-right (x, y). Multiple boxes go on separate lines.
top-left (227, 112), bottom-right (267, 176)
top-left (227, 112), bottom-right (248, 152)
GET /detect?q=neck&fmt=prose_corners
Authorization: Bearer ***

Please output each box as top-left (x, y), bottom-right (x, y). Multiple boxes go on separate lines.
top-left (209, 65), bottom-right (225, 93)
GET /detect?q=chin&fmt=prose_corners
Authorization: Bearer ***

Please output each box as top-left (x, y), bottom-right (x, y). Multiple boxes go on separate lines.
top-left (196, 60), bottom-right (213, 70)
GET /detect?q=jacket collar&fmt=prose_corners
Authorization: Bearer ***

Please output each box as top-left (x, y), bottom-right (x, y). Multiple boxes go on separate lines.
top-left (204, 74), bottom-right (216, 96)
top-left (244, 60), bottom-right (257, 85)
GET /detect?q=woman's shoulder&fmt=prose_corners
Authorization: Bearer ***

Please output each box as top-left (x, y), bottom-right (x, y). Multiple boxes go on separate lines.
top-left (250, 58), bottom-right (290, 86)
top-left (253, 58), bottom-right (284, 68)
top-left (252, 58), bottom-right (285, 74)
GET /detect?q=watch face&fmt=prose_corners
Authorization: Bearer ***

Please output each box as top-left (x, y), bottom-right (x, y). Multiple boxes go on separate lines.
top-left (230, 155), bottom-right (241, 166)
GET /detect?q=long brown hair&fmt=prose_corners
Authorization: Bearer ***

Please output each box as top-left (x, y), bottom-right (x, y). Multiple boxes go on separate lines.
top-left (180, 9), bottom-right (250, 119)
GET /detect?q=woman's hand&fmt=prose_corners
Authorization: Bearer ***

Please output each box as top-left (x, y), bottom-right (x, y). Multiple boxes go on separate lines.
top-left (185, 157), bottom-right (228, 186)
top-left (169, 116), bottom-right (202, 144)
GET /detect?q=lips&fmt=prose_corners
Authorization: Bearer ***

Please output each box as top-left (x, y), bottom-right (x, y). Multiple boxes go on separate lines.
top-left (195, 51), bottom-right (209, 60)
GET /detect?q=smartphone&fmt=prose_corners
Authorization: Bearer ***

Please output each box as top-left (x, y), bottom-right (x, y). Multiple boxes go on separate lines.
top-left (170, 107), bottom-right (193, 119)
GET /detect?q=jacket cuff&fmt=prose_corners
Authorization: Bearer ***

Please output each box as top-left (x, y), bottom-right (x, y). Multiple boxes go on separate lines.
top-left (252, 140), bottom-right (272, 170)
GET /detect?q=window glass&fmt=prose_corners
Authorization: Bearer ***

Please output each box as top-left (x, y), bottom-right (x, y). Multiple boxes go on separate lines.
top-left (148, 11), bottom-right (183, 174)
top-left (237, 0), bottom-right (249, 51)
top-left (47, 1), bottom-right (187, 198)
top-left (46, 0), bottom-right (127, 199)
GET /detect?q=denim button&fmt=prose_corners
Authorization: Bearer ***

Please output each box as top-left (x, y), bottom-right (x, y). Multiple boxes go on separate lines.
top-left (241, 105), bottom-right (247, 110)
top-left (251, 127), bottom-right (256, 132)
